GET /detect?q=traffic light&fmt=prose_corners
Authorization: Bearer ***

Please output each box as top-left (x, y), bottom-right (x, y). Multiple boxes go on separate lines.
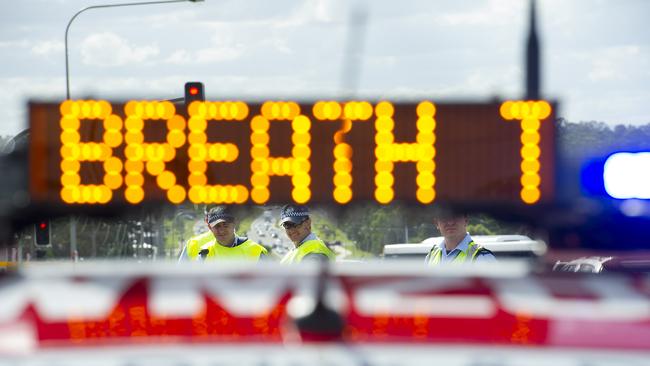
top-left (34, 220), bottom-right (51, 247)
top-left (184, 82), bottom-right (204, 106)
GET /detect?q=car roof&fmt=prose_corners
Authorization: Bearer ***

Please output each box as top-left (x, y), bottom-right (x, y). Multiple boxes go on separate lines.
top-left (383, 235), bottom-right (547, 256)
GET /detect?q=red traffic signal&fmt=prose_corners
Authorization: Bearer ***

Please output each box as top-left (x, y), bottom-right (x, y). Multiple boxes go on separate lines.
top-left (34, 220), bottom-right (51, 247)
top-left (184, 82), bottom-right (204, 105)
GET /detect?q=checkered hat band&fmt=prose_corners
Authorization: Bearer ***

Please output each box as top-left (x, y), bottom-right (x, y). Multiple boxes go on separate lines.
top-left (281, 211), bottom-right (308, 219)
top-left (208, 213), bottom-right (233, 222)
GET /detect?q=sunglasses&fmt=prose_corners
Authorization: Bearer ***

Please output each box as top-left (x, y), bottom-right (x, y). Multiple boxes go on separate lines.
top-left (282, 220), bottom-right (306, 229)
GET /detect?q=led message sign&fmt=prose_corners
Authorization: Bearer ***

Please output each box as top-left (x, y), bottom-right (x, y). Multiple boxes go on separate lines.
top-left (28, 100), bottom-right (555, 206)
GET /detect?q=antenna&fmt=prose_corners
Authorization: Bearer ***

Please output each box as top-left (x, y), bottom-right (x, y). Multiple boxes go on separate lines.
top-left (340, 4), bottom-right (369, 99)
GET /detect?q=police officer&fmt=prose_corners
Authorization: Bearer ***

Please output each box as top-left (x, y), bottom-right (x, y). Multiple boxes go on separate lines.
top-left (425, 212), bottom-right (496, 265)
top-left (279, 204), bottom-right (335, 264)
top-left (178, 230), bottom-right (211, 262)
top-left (179, 205), bottom-right (267, 262)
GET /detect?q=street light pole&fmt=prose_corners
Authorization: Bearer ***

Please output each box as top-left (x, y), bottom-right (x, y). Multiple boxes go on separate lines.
top-left (64, 0), bottom-right (203, 100)
top-left (63, 0), bottom-right (203, 262)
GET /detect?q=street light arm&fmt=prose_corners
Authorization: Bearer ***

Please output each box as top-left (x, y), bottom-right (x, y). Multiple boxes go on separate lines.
top-left (64, 0), bottom-right (203, 100)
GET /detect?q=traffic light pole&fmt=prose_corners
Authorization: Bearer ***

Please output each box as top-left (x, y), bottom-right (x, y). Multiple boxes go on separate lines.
top-left (64, 0), bottom-right (204, 100)
top-left (166, 82), bottom-right (204, 105)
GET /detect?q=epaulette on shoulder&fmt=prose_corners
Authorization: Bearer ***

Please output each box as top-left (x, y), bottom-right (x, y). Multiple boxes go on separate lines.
top-left (476, 247), bottom-right (494, 257)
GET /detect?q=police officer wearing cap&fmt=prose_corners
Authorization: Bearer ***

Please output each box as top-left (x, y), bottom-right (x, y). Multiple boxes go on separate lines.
top-left (425, 212), bottom-right (496, 265)
top-left (279, 204), bottom-right (335, 264)
top-left (178, 205), bottom-right (267, 262)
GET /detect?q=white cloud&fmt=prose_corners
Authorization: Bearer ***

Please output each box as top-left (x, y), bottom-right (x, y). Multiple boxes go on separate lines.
top-left (462, 66), bottom-right (519, 94)
top-left (271, 0), bottom-right (342, 28)
top-left (31, 40), bottom-right (63, 56)
top-left (1, 0), bottom-right (649, 137)
top-left (80, 32), bottom-right (160, 67)
top-left (196, 44), bottom-right (244, 63)
top-left (0, 38), bottom-right (63, 57)
top-left (270, 37), bottom-right (293, 55)
top-left (366, 55), bottom-right (397, 68)
top-left (309, 0), bottom-right (339, 23)
top-left (256, 37), bottom-right (293, 55)
top-left (198, 33), bottom-right (246, 63)
top-left (437, 0), bottom-right (524, 27)
top-left (165, 49), bottom-right (192, 64)
top-left (0, 40), bottom-right (30, 49)
top-left (131, 9), bottom-right (200, 29)
top-left (165, 32), bottom-right (247, 64)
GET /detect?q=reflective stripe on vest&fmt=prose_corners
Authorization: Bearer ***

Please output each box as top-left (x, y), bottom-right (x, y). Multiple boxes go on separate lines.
top-left (200, 239), bottom-right (267, 261)
top-left (185, 231), bottom-right (215, 260)
top-left (427, 241), bottom-right (483, 265)
top-left (280, 239), bottom-right (335, 264)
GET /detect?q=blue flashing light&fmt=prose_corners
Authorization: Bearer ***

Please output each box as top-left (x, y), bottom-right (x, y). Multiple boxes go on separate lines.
top-left (603, 152), bottom-right (650, 199)
top-left (581, 158), bottom-right (606, 197)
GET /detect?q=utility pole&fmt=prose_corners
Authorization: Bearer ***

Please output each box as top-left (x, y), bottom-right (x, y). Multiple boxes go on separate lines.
top-left (70, 217), bottom-right (77, 261)
top-left (404, 223), bottom-right (409, 243)
top-left (525, 0), bottom-right (541, 100)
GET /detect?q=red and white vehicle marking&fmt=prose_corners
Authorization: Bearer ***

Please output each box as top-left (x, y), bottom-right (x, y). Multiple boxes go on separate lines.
top-left (1, 261), bottom-right (649, 363)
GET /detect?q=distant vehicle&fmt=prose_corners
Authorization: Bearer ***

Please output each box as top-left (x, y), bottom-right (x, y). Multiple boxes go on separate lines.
top-left (382, 235), bottom-right (547, 260)
top-left (553, 255), bottom-right (650, 273)
top-left (552, 257), bottom-right (610, 273)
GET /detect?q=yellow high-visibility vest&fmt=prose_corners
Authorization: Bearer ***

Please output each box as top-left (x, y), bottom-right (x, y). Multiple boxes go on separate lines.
top-left (200, 239), bottom-right (267, 261)
top-left (184, 231), bottom-right (214, 260)
top-left (426, 241), bottom-right (485, 265)
top-left (280, 239), bottom-right (335, 264)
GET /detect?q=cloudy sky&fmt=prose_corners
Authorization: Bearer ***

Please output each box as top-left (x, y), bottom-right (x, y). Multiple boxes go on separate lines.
top-left (0, 0), bottom-right (648, 136)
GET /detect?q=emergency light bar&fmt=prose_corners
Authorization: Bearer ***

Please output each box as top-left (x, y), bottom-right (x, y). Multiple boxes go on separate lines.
top-left (582, 151), bottom-right (650, 200)
top-left (604, 152), bottom-right (650, 199)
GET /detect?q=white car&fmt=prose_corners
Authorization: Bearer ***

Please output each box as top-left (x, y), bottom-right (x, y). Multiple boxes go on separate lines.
top-left (382, 235), bottom-right (547, 260)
